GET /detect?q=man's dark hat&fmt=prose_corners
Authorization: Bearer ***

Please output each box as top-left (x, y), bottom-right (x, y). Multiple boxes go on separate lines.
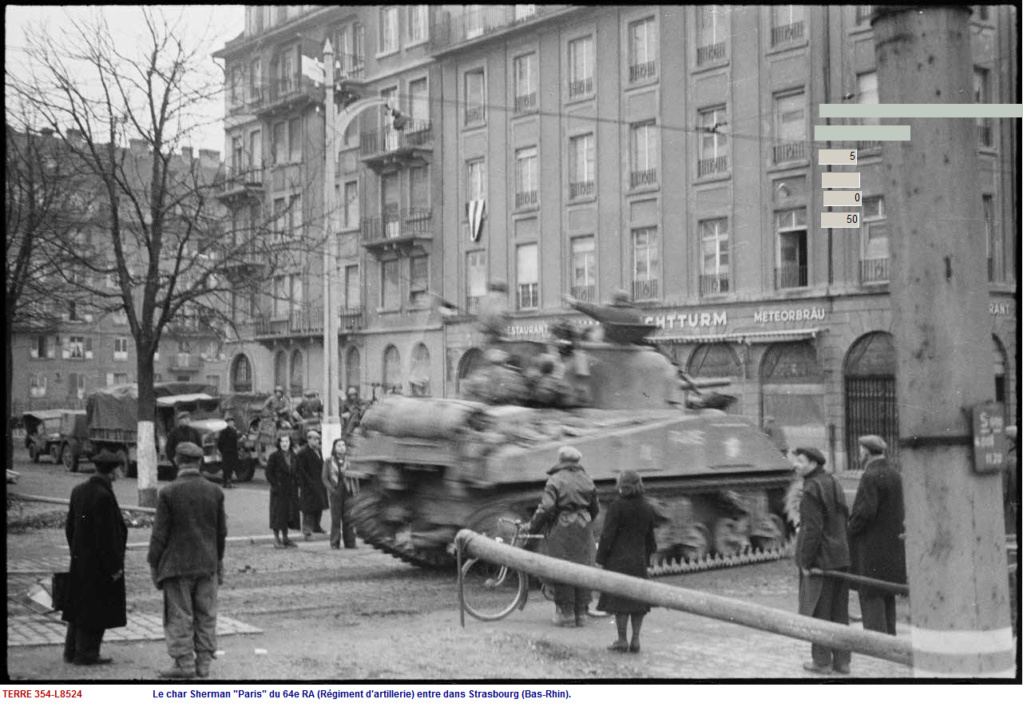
top-left (858, 434), bottom-right (887, 454)
top-left (91, 449), bottom-right (121, 466)
top-left (795, 446), bottom-right (826, 466)
top-left (175, 410), bottom-right (191, 421)
top-left (175, 441), bottom-right (203, 460)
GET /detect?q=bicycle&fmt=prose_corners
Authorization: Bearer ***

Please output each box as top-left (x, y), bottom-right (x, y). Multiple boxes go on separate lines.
top-left (458, 518), bottom-right (556, 621)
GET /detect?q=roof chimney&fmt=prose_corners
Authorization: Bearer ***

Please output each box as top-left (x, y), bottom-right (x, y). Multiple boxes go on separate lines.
top-left (198, 149), bottom-right (221, 168)
top-left (181, 146), bottom-right (194, 162)
top-left (39, 127), bottom-right (54, 137)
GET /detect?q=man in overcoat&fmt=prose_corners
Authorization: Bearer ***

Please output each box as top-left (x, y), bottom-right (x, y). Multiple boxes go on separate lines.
top-left (848, 434), bottom-right (905, 635)
top-left (296, 429), bottom-right (328, 538)
top-left (216, 412), bottom-right (239, 489)
top-left (62, 449), bottom-right (127, 666)
top-left (148, 442), bottom-right (228, 679)
top-left (793, 446), bottom-right (851, 675)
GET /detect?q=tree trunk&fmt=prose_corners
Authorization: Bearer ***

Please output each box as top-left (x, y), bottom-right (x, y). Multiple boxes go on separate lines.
top-left (5, 319), bottom-right (13, 473)
top-left (136, 343), bottom-right (159, 508)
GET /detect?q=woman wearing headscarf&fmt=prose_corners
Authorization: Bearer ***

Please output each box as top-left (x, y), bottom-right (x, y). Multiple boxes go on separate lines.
top-left (596, 470), bottom-right (657, 653)
top-left (527, 446), bottom-right (600, 627)
top-left (264, 432), bottom-right (300, 548)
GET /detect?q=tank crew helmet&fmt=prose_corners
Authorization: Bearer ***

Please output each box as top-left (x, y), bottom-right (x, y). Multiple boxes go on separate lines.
top-left (557, 446), bottom-right (582, 463)
top-left (857, 435), bottom-right (888, 455)
top-left (175, 410), bottom-right (191, 422)
top-left (275, 385), bottom-right (285, 394)
top-left (794, 446), bottom-right (826, 467)
top-left (346, 386), bottom-right (359, 396)
top-left (488, 279), bottom-right (508, 293)
top-left (175, 441), bottom-right (204, 462)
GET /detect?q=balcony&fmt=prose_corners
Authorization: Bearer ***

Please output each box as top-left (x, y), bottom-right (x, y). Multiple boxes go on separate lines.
top-left (430, 5), bottom-right (567, 54)
top-left (517, 283), bottom-right (538, 310)
top-left (859, 258), bottom-right (890, 284)
top-left (632, 279), bottom-right (659, 302)
top-left (568, 77), bottom-right (594, 99)
top-left (697, 155), bottom-right (728, 178)
top-left (256, 76), bottom-right (322, 118)
top-left (218, 244), bottom-right (266, 278)
top-left (771, 21), bottom-right (805, 47)
top-left (775, 265), bottom-right (808, 289)
top-left (570, 285), bottom-right (595, 303)
top-left (569, 180), bottom-right (595, 199)
top-left (773, 141), bottom-right (806, 164)
top-left (361, 208), bottom-right (432, 257)
top-left (629, 61), bottom-right (657, 83)
top-left (214, 165), bottom-right (265, 204)
top-left (515, 190), bottom-right (538, 209)
top-left (697, 42), bottom-right (727, 66)
top-left (168, 352), bottom-right (202, 372)
top-left (699, 274), bottom-right (730, 295)
top-left (466, 296), bottom-right (481, 315)
top-left (359, 121), bottom-right (433, 172)
top-left (254, 306), bottom-right (324, 341)
top-left (514, 92), bottom-right (537, 113)
top-left (630, 169), bottom-right (658, 189)
top-left (339, 307), bottom-right (363, 333)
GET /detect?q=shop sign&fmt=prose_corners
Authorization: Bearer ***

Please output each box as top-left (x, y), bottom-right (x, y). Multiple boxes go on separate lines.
top-left (971, 401), bottom-right (1007, 475)
top-left (505, 316), bottom-right (595, 341)
top-left (753, 306), bottom-right (827, 324)
top-left (989, 301), bottom-right (1013, 316)
top-left (642, 310), bottom-right (728, 330)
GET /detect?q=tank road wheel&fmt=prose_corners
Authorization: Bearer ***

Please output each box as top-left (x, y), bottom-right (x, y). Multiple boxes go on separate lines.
top-left (460, 557), bottom-right (528, 622)
top-left (750, 513), bottom-right (788, 553)
top-left (28, 441), bottom-right (40, 463)
top-left (679, 523), bottom-right (711, 561)
top-left (62, 444), bottom-right (79, 473)
top-left (713, 516), bottom-right (751, 557)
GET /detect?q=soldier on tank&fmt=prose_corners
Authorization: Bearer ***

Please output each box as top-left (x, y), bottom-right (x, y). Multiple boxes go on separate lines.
top-left (477, 279), bottom-right (511, 343)
top-left (563, 289), bottom-right (649, 345)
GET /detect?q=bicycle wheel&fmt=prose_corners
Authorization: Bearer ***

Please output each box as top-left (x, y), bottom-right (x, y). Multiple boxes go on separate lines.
top-left (460, 557), bottom-right (528, 621)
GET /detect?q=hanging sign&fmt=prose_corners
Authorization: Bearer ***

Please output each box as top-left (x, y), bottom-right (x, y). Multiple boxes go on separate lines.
top-left (971, 401), bottom-right (1007, 475)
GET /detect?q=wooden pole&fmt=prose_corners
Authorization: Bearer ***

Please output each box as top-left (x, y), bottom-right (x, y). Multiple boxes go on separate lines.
top-left (872, 6), bottom-right (1015, 678)
top-left (456, 530), bottom-right (914, 667)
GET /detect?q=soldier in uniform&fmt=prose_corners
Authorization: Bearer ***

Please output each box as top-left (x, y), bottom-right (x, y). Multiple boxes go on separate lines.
top-left (295, 391), bottom-right (323, 421)
top-left (477, 279), bottom-right (511, 343)
top-left (263, 386), bottom-right (294, 425)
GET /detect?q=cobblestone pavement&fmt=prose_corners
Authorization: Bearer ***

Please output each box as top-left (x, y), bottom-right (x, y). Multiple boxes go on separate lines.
top-left (7, 612), bottom-right (261, 647)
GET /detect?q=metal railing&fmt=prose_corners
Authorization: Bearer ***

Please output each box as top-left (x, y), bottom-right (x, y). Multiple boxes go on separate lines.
top-left (255, 306), bottom-right (324, 338)
top-left (361, 208), bottom-right (432, 243)
top-left (859, 258), bottom-right (889, 283)
top-left (771, 21), bottom-right (805, 46)
top-left (775, 265), bottom-right (808, 289)
top-left (430, 5), bottom-right (558, 51)
top-left (339, 307), bottom-right (363, 332)
top-left (517, 283), bottom-right (538, 310)
top-left (697, 42), bottom-right (727, 65)
top-left (773, 141), bottom-right (806, 164)
top-left (514, 92), bottom-right (537, 113)
top-left (630, 169), bottom-right (658, 189)
top-left (568, 77), bottom-right (593, 98)
top-left (515, 190), bottom-right (538, 209)
top-left (569, 180), bottom-right (595, 199)
top-left (697, 155), bottom-right (728, 178)
top-left (360, 120), bottom-right (433, 157)
top-left (464, 106), bottom-right (485, 125)
top-left (335, 53), bottom-right (365, 81)
top-left (629, 60), bottom-right (657, 83)
top-left (570, 284), bottom-right (595, 303)
top-left (699, 274), bottom-right (730, 295)
top-left (632, 279), bottom-right (659, 302)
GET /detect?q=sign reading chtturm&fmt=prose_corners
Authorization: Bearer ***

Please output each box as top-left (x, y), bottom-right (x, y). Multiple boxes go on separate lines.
top-left (643, 310), bottom-right (728, 330)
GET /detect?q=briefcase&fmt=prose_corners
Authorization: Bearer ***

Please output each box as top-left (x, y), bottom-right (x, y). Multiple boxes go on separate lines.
top-left (51, 572), bottom-right (71, 612)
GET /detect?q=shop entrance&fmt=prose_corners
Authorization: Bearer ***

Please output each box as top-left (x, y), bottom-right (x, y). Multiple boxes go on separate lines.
top-left (844, 331), bottom-right (898, 464)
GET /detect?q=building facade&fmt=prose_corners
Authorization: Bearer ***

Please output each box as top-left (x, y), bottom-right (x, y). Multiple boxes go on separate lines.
top-left (215, 5), bottom-right (1017, 471)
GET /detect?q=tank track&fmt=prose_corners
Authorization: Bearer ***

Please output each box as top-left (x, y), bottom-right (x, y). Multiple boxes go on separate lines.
top-left (647, 539), bottom-right (794, 577)
top-left (348, 491), bottom-right (452, 569)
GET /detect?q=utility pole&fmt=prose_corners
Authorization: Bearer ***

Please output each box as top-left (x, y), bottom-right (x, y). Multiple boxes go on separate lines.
top-left (321, 38), bottom-right (342, 447)
top-left (872, 6), bottom-right (1014, 677)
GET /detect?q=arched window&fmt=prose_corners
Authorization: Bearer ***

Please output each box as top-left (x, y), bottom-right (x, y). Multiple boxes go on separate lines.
top-left (844, 332), bottom-right (898, 463)
top-left (289, 349), bottom-right (304, 397)
top-left (345, 347), bottom-right (361, 396)
top-left (274, 350), bottom-right (288, 391)
top-left (231, 354), bottom-right (253, 393)
top-left (457, 348), bottom-right (485, 395)
top-left (688, 343), bottom-right (741, 379)
top-left (761, 340), bottom-right (826, 455)
top-left (410, 343), bottom-right (431, 397)
top-left (382, 345), bottom-right (401, 392)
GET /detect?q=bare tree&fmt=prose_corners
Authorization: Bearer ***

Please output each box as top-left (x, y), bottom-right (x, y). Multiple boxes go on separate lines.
top-left (9, 8), bottom-right (324, 505)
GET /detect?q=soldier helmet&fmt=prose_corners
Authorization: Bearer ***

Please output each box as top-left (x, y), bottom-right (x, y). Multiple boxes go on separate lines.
top-left (275, 385), bottom-right (285, 394)
top-left (175, 441), bottom-right (204, 461)
top-left (857, 435), bottom-right (887, 454)
top-left (557, 446), bottom-right (582, 463)
top-left (346, 386), bottom-right (359, 396)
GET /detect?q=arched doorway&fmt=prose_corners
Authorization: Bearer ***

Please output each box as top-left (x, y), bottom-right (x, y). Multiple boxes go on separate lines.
top-left (231, 354), bottom-right (252, 392)
top-left (844, 331), bottom-right (898, 463)
top-left (761, 340), bottom-right (826, 455)
top-left (457, 348), bottom-right (485, 395)
top-left (345, 347), bottom-right (361, 396)
top-left (274, 350), bottom-right (287, 392)
top-left (382, 345), bottom-right (401, 393)
top-left (289, 349), bottom-right (304, 397)
top-left (688, 343), bottom-right (741, 378)
top-left (410, 343), bottom-right (431, 397)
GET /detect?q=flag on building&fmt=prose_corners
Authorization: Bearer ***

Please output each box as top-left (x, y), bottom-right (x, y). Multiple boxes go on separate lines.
top-left (468, 199), bottom-right (486, 242)
top-left (301, 55), bottom-right (325, 86)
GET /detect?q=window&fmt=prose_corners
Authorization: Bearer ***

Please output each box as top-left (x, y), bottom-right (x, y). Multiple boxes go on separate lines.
top-left (773, 91), bottom-right (807, 163)
top-left (288, 118), bottom-right (302, 162)
top-left (860, 196), bottom-right (889, 282)
top-left (632, 227), bottom-right (659, 301)
top-left (248, 59), bottom-right (261, 102)
top-left (514, 147), bottom-right (538, 208)
top-left (409, 256), bottom-right (429, 306)
top-left (342, 181), bottom-right (359, 229)
top-left (273, 197), bottom-right (287, 241)
top-left (30, 374), bottom-right (46, 398)
top-left (69, 372), bottom-right (86, 399)
top-left (983, 194), bottom-right (997, 281)
top-left (855, 6), bottom-right (873, 24)
top-left (569, 133), bottom-right (595, 198)
top-left (249, 129), bottom-right (262, 172)
top-left (410, 343), bottom-right (431, 397)
top-left (698, 105), bottom-right (729, 176)
top-left (407, 167), bottom-right (428, 213)
top-left (628, 17), bottom-right (657, 82)
top-left (289, 274), bottom-right (304, 318)
top-left (382, 346), bottom-right (401, 391)
top-left (571, 236), bottom-right (596, 302)
top-left (513, 53), bottom-right (537, 113)
top-left (630, 121), bottom-right (658, 188)
top-left (379, 7), bottom-right (399, 54)
top-left (288, 194), bottom-right (302, 239)
top-left (696, 6), bottom-right (729, 64)
top-left (699, 218), bottom-right (730, 294)
top-left (31, 336), bottom-right (54, 360)
top-left (464, 69), bottom-right (486, 125)
top-left (408, 78), bottom-right (429, 123)
top-left (466, 251), bottom-right (487, 313)
top-left (381, 260), bottom-right (400, 309)
top-left (346, 348), bottom-right (361, 392)
top-left (775, 208), bottom-right (808, 288)
top-left (568, 36), bottom-right (594, 98)
top-left (771, 5), bottom-right (806, 46)
top-left (272, 122), bottom-right (286, 164)
top-left (381, 172), bottom-right (400, 238)
top-left (516, 244), bottom-right (539, 309)
top-left (205, 375), bottom-right (220, 393)
top-left (114, 337), bottom-right (129, 361)
top-left (466, 159), bottom-right (486, 202)
top-left (229, 66), bottom-right (242, 106)
top-left (974, 67), bottom-right (992, 146)
top-left (273, 276), bottom-right (286, 318)
top-left (345, 265), bottom-right (361, 309)
top-left (337, 22), bottom-right (366, 74)
top-left (114, 373), bottom-right (129, 386)
top-left (67, 336), bottom-right (86, 360)
top-left (408, 6), bottom-right (428, 44)
top-left (232, 355), bottom-right (252, 393)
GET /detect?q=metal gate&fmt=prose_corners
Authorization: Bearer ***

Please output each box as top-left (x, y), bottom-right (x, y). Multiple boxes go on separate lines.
top-left (844, 376), bottom-right (899, 463)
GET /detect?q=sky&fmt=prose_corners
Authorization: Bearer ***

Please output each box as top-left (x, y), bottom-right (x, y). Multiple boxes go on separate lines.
top-left (6, 5), bottom-right (245, 153)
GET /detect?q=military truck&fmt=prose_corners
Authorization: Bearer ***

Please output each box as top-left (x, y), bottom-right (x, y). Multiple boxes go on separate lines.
top-left (22, 409), bottom-right (76, 464)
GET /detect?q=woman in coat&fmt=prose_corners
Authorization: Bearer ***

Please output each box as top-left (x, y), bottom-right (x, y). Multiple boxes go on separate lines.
top-left (265, 432), bottom-right (300, 548)
top-left (596, 470), bottom-right (657, 653)
top-left (527, 446), bottom-right (600, 628)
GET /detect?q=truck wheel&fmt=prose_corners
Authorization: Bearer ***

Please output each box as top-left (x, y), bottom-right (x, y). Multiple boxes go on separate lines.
top-left (62, 444), bottom-right (79, 473)
top-left (28, 441), bottom-right (40, 463)
top-left (51, 445), bottom-right (62, 464)
top-left (234, 459), bottom-right (256, 483)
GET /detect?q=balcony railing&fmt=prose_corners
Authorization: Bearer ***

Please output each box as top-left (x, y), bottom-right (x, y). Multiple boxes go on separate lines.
top-left (466, 296), bottom-right (481, 315)
top-left (630, 169), bottom-right (658, 189)
top-left (258, 76), bottom-right (320, 116)
top-left (569, 180), bottom-right (595, 199)
top-left (568, 77), bottom-right (593, 98)
top-left (335, 54), bottom-right (365, 81)
top-left (339, 307), bottom-right (363, 332)
top-left (517, 283), bottom-right (539, 310)
top-left (255, 306), bottom-right (324, 338)
top-left (771, 21), bottom-right (805, 46)
top-left (697, 155), bottom-right (728, 178)
top-left (570, 285), bottom-right (595, 303)
top-left (629, 61), bottom-right (657, 83)
top-left (215, 165), bottom-right (265, 199)
top-left (514, 92), bottom-right (537, 113)
top-left (361, 208), bottom-right (432, 244)
top-left (465, 106), bottom-right (485, 125)
top-left (359, 120), bottom-right (433, 158)
top-left (515, 190), bottom-right (538, 209)
top-left (632, 279), bottom-right (659, 302)
top-left (431, 5), bottom-right (560, 51)
top-left (697, 42), bottom-right (727, 65)
top-left (775, 265), bottom-right (808, 289)
top-left (773, 141), bottom-right (806, 164)
top-left (699, 273), bottom-right (730, 295)
top-left (859, 258), bottom-right (889, 283)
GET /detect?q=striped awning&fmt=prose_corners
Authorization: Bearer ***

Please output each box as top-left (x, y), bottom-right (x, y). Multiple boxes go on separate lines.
top-left (647, 328), bottom-right (823, 345)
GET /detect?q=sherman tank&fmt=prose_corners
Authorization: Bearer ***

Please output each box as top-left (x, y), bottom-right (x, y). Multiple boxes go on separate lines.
top-left (348, 322), bottom-right (797, 573)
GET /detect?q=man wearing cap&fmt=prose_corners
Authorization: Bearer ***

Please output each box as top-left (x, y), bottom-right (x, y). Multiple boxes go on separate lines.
top-left (216, 412), bottom-right (239, 489)
top-left (528, 446), bottom-right (601, 628)
top-left (340, 387), bottom-right (365, 441)
top-left (296, 429), bottom-right (328, 538)
top-left (165, 410), bottom-right (202, 478)
top-left (792, 446), bottom-right (851, 675)
top-left (148, 442), bottom-right (227, 679)
top-left (61, 449), bottom-right (127, 666)
top-left (263, 386), bottom-right (293, 425)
